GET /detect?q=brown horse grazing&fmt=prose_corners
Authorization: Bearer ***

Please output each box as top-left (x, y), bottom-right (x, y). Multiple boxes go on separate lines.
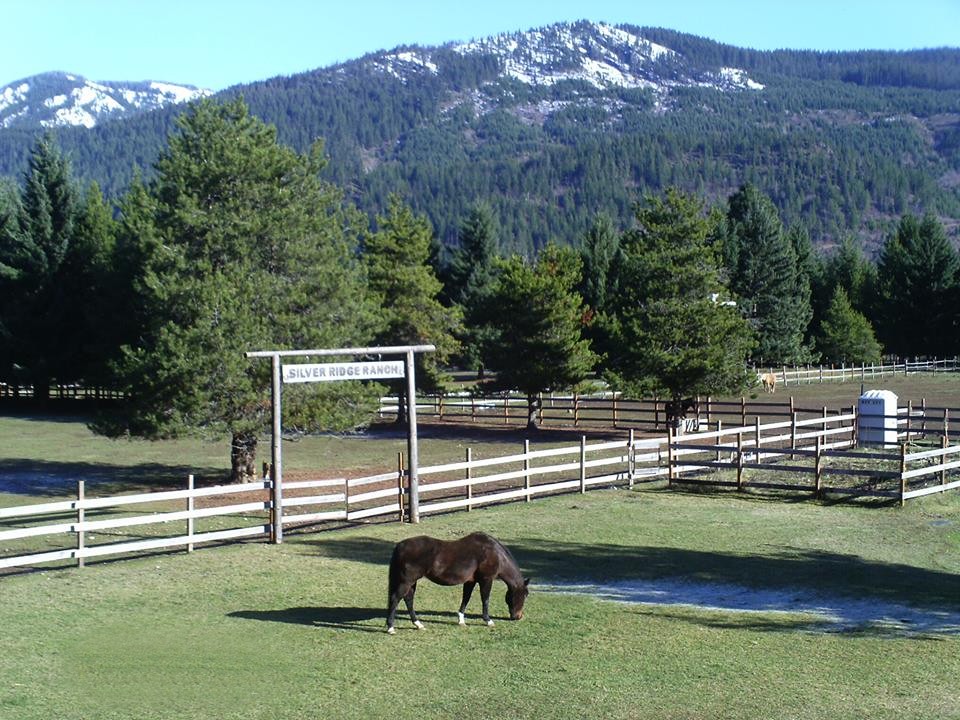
top-left (386, 532), bottom-right (529, 634)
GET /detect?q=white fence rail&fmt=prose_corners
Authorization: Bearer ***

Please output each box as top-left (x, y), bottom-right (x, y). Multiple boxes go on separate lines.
top-left (765, 358), bottom-right (959, 386)
top-left (5, 404), bottom-right (960, 572)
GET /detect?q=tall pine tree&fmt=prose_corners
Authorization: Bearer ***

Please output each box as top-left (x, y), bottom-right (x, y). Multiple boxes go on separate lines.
top-left (109, 98), bottom-right (379, 482)
top-left (875, 213), bottom-right (958, 357)
top-left (364, 196), bottom-right (462, 423)
top-left (482, 244), bottom-right (597, 429)
top-left (603, 188), bottom-right (754, 424)
top-left (721, 184), bottom-right (813, 365)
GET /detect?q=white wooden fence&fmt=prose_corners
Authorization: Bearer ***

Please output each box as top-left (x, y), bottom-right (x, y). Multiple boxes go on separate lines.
top-left (4, 407), bottom-right (960, 571)
top-left (765, 357), bottom-right (959, 386)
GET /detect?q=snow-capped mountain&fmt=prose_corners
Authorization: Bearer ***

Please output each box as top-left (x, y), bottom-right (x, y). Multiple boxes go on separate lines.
top-left (0, 72), bottom-right (210, 129)
top-left (367, 21), bottom-right (763, 98)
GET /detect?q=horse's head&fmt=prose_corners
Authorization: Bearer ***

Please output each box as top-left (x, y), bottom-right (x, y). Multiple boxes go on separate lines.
top-left (505, 577), bottom-right (530, 620)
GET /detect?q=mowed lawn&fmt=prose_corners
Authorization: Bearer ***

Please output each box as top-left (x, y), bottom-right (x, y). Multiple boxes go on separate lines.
top-left (2, 375), bottom-right (960, 719)
top-left (1, 487), bottom-right (959, 720)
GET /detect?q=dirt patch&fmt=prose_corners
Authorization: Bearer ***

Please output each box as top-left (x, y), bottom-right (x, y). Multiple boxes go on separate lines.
top-left (541, 579), bottom-right (960, 636)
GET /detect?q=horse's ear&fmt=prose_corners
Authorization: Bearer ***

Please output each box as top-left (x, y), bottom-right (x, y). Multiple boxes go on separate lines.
top-left (524, 577), bottom-right (531, 587)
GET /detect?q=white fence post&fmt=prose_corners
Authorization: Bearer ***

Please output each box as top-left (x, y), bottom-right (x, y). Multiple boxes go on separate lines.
top-left (76, 480), bottom-right (85, 568)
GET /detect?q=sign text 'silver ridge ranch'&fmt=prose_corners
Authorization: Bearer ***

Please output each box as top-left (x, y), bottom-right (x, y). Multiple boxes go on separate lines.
top-left (282, 361), bottom-right (406, 384)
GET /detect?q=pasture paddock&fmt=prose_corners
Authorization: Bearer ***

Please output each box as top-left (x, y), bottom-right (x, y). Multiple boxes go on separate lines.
top-left (0, 490), bottom-right (958, 720)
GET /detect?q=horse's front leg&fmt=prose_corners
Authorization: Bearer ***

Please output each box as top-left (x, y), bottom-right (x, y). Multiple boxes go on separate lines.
top-left (478, 577), bottom-right (495, 627)
top-left (458, 581), bottom-right (476, 625)
top-left (403, 582), bottom-right (425, 630)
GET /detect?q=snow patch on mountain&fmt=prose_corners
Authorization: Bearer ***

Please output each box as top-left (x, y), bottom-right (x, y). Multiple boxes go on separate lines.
top-left (0, 73), bottom-right (211, 129)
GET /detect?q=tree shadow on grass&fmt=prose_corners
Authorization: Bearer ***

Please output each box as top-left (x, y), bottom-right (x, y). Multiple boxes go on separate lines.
top-left (306, 535), bottom-right (960, 615)
top-left (0, 458), bottom-right (228, 496)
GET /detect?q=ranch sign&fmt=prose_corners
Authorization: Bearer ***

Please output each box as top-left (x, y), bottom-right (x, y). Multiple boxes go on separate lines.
top-left (246, 344), bottom-right (436, 541)
top-left (283, 360), bottom-right (405, 384)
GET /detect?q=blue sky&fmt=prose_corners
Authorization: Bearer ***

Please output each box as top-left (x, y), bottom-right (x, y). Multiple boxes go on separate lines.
top-left (3, 0), bottom-right (958, 90)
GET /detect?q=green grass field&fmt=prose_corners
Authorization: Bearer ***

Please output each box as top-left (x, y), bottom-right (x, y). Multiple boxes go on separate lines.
top-left (2, 376), bottom-right (960, 719)
top-left (1, 489), bottom-right (958, 720)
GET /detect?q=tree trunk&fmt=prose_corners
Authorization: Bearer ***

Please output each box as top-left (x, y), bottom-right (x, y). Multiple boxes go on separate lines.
top-left (32, 373), bottom-right (50, 403)
top-left (230, 431), bottom-right (258, 483)
top-left (526, 393), bottom-right (540, 431)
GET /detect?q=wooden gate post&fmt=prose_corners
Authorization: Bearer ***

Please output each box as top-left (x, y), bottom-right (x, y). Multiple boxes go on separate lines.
top-left (627, 429), bottom-right (636, 489)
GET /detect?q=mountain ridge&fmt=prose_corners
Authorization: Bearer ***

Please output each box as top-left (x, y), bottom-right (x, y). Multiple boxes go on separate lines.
top-left (0, 71), bottom-right (210, 129)
top-left (1, 20), bottom-right (958, 254)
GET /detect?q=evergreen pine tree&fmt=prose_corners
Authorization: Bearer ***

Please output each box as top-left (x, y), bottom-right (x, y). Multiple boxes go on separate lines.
top-left (109, 98), bottom-right (379, 482)
top-left (0, 135), bottom-right (79, 399)
top-left (722, 183), bottom-right (813, 365)
top-left (446, 202), bottom-right (501, 372)
top-left (602, 188), bottom-right (755, 424)
top-left (875, 213), bottom-right (958, 356)
top-left (817, 287), bottom-right (882, 364)
top-left (482, 244), bottom-right (597, 429)
top-left (364, 196), bottom-right (462, 423)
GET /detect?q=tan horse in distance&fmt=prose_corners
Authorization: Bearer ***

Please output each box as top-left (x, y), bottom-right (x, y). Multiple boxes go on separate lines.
top-left (759, 372), bottom-right (777, 394)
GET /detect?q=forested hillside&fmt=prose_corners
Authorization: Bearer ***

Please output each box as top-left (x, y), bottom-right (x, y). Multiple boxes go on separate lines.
top-left (1, 21), bottom-right (958, 255)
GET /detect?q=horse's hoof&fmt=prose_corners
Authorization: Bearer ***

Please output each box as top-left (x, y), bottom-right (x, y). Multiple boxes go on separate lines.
top-left (486, 619), bottom-right (495, 627)
top-left (458, 612), bottom-right (466, 626)
top-left (387, 626), bottom-right (396, 635)
top-left (414, 620), bottom-right (425, 630)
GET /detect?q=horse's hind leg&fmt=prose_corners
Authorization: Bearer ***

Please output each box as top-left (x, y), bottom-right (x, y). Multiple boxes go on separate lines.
top-left (458, 581), bottom-right (476, 625)
top-left (404, 582), bottom-right (424, 629)
top-left (386, 582), bottom-right (410, 634)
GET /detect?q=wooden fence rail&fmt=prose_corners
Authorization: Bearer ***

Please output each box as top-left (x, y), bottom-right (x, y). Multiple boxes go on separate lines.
top-left (5, 406), bottom-right (960, 572)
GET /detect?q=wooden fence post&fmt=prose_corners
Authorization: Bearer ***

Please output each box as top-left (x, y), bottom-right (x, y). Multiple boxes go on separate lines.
top-left (906, 400), bottom-right (913, 440)
top-left (76, 480), bottom-right (85, 568)
top-left (715, 420), bottom-right (723, 464)
top-left (574, 393), bottom-right (580, 427)
top-left (705, 396), bottom-right (712, 427)
top-left (465, 448), bottom-right (473, 512)
top-left (628, 428), bottom-right (636, 489)
top-left (740, 397), bottom-right (747, 427)
top-left (612, 394), bottom-right (618, 429)
top-left (438, 393), bottom-right (444, 422)
top-left (187, 474), bottom-right (195, 553)
top-left (736, 432), bottom-right (744, 490)
top-left (667, 427), bottom-right (675, 486)
top-left (942, 434), bottom-right (948, 487)
top-left (755, 416), bottom-right (761, 464)
top-left (524, 439), bottom-right (531, 502)
top-left (899, 442), bottom-right (907, 507)
top-left (814, 435), bottom-right (823, 498)
top-left (791, 412), bottom-right (798, 459)
top-left (945, 408), bottom-right (950, 441)
top-left (397, 452), bottom-right (405, 522)
top-left (579, 435), bottom-right (587, 494)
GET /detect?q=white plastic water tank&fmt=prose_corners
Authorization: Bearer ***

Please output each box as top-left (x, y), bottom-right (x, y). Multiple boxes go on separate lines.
top-left (858, 389), bottom-right (898, 446)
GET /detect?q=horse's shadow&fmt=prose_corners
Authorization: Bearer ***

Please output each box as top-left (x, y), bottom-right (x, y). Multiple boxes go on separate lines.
top-left (228, 606), bottom-right (458, 633)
